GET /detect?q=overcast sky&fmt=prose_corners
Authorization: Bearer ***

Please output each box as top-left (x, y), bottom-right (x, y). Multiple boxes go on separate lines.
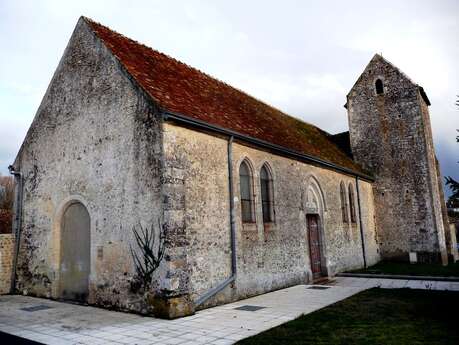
top-left (0, 0), bottom-right (458, 195)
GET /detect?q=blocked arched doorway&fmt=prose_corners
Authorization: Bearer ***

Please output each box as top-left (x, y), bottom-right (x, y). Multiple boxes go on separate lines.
top-left (59, 201), bottom-right (90, 302)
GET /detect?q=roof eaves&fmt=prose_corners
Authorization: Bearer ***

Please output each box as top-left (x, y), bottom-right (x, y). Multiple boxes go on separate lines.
top-left (162, 109), bottom-right (374, 182)
top-left (418, 86), bottom-right (431, 106)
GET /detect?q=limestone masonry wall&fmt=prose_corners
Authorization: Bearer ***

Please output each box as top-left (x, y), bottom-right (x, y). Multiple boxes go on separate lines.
top-left (163, 123), bottom-right (380, 309)
top-left (12, 19), bottom-right (164, 312)
top-left (0, 234), bottom-right (14, 294)
top-left (449, 224), bottom-right (459, 262)
top-left (347, 55), bottom-right (447, 263)
top-left (436, 159), bottom-right (456, 261)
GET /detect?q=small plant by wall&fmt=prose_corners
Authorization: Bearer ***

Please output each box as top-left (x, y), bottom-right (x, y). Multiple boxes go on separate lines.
top-left (130, 221), bottom-right (165, 291)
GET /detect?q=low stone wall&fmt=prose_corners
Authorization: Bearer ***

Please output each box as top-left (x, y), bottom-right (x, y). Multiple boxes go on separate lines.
top-left (0, 234), bottom-right (14, 294)
top-left (449, 224), bottom-right (459, 262)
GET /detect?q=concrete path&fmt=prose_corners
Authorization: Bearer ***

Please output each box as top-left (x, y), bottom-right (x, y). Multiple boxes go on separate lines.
top-left (0, 277), bottom-right (458, 345)
top-left (335, 276), bottom-right (459, 290)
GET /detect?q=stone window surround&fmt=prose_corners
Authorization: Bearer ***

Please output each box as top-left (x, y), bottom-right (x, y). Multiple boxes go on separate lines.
top-left (340, 181), bottom-right (361, 241)
top-left (239, 158), bottom-right (256, 224)
top-left (348, 183), bottom-right (357, 223)
top-left (303, 174), bottom-right (329, 278)
top-left (237, 156), bottom-right (278, 237)
top-left (259, 162), bottom-right (275, 224)
top-left (340, 181), bottom-right (349, 224)
top-left (373, 75), bottom-right (386, 95)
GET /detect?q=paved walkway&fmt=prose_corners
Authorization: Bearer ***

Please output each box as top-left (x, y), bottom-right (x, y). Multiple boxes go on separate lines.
top-left (0, 277), bottom-right (458, 345)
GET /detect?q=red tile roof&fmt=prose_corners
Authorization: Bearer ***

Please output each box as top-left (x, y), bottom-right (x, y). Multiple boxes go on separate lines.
top-left (329, 131), bottom-right (353, 159)
top-left (84, 17), bottom-right (367, 175)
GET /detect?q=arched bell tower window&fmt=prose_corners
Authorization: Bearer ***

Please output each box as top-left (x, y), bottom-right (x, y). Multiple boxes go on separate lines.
top-left (375, 79), bottom-right (384, 95)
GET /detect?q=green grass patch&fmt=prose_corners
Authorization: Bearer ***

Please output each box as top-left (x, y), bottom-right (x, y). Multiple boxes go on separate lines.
top-left (237, 288), bottom-right (459, 345)
top-left (350, 261), bottom-right (459, 277)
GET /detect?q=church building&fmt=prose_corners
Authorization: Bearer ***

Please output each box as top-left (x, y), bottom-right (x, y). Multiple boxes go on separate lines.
top-left (7, 17), bottom-right (456, 318)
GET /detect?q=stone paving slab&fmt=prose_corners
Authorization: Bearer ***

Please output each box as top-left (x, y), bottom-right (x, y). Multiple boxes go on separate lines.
top-left (0, 277), bottom-right (458, 344)
top-left (337, 272), bottom-right (459, 282)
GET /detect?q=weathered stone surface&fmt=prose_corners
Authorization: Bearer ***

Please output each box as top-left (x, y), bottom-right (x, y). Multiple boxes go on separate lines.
top-left (347, 54), bottom-right (448, 264)
top-left (5, 22), bottom-right (450, 320)
top-left (162, 124), bottom-right (379, 309)
top-left (148, 293), bottom-right (195, 319)
top-left (436, 159), bottom-right (457, 261)
top-left (11, 19), bottom-right (164, 312)
top-left (0, 234), bottom-right (14, 294)
top-left (449, 224), bottom-right (459, 262)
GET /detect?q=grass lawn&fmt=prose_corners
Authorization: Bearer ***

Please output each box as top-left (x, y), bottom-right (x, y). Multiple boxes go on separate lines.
top-left (349, 260), bottom-right (459, 277)
top-left (236, 288), bottom-right (459, 345)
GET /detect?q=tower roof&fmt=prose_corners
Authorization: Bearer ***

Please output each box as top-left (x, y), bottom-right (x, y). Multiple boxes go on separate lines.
top-left (346, 54), bottom-right (430, 106)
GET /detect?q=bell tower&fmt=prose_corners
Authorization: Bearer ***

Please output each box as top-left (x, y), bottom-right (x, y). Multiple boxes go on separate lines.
top-left (346, 54), bottom-right (448, 264)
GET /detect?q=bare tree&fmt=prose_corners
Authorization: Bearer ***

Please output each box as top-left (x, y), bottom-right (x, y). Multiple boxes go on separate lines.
top-left (0, 174), bottom-right (14, 210)
top-left (0, 173), bottom-right (14, 234)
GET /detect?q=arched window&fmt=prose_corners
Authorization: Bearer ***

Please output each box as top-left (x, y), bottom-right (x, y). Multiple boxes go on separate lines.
top-left (260, 164), bottom-right (274, 223)
top-left (240, 160), bottom-right (255, 223)
top-left (375, 79), bottom-right (384, 95)
top-left (340, 182), bottom-right (348, 223)
top-left (348, 184), bottom-right (356, 223)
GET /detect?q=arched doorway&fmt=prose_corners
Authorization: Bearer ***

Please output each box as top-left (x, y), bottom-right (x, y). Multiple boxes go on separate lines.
top-left (60, 201), bottom-right (90, 302)
top-left (304, 175), bottom-right (328, 280)
top-left (307, 214), bottom-right (323, 279)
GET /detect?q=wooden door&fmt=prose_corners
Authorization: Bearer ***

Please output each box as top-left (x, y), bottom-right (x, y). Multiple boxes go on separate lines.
top-left (307, 215), bottom-right (322, 279)
top-left (60, 202), bottom-right (90, 302)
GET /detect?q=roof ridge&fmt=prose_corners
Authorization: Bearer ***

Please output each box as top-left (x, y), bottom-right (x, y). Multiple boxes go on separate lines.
top-left (373, 53), bottom-right (419, 86)
top-left (346, 53), bottom-right (424, 99)
top-left (373, 54), bottom-right (430, 105)
top-left (82, 16), bottom-right (321, 131)
top-left (80, 16), bottom-right (367, 176)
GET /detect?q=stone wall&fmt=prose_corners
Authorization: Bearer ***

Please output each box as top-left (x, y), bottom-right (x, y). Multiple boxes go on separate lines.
top-left (0, 234), bottom-right (14, 294)
top-left (12, 18), bottom-right (164, 312)
top-left (163, 123), bottom-right (380, 309)
top-left (347, 54), bottom-right (447, 263)
top-left (419, 99), bottom-right (448, 263)
top-left (449, 224), bottom-right (459, 262)
top-left (436, 159), bottom-right (456, 261)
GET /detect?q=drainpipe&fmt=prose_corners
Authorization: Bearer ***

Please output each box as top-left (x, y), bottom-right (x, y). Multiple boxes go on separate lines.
top-left (355, 176), bottom-right (367, 269)
top-left (8, 165), bottom-right (23, 293)
top-left (195, 136), bottom-right (237, 306)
